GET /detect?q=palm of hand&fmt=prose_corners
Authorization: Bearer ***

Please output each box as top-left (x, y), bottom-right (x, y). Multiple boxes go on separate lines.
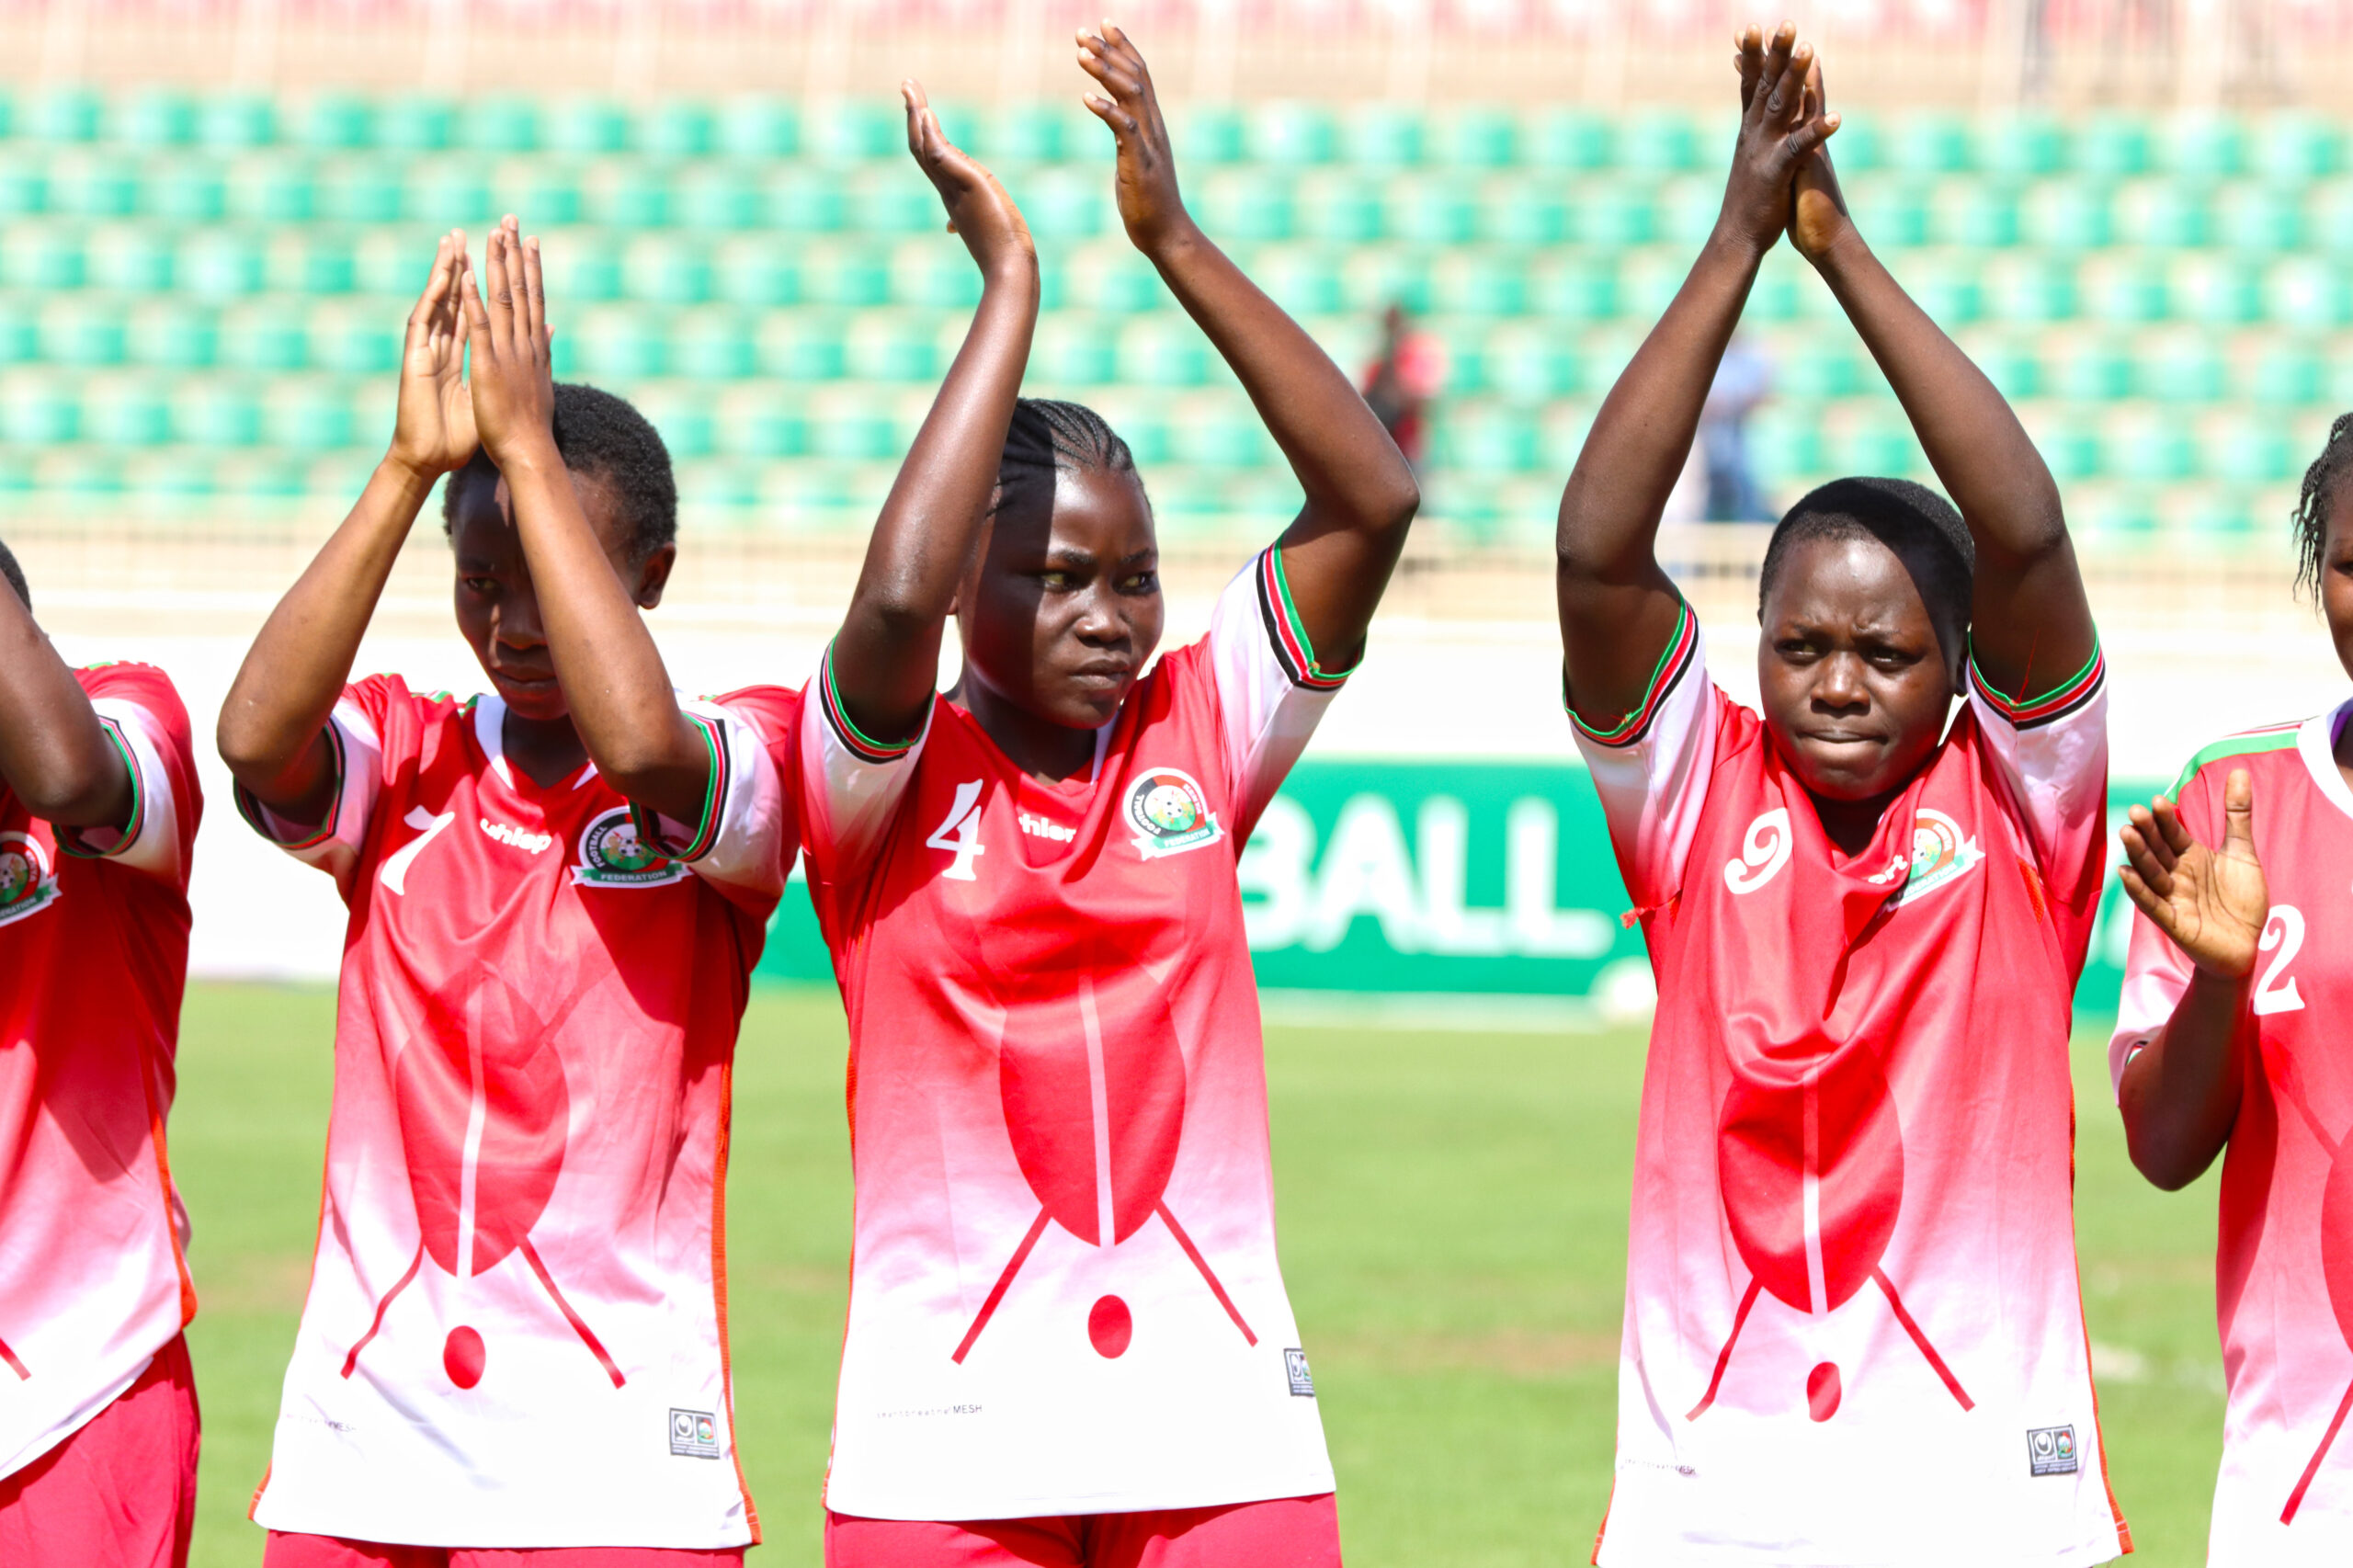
top-left (1789, 161), bottom-right (1847, 262)
top-left (2164, 838), bottom-right (2269, 976)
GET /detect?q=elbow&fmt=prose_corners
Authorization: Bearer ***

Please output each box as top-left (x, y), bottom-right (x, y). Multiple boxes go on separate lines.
top-left (14, 760), bottom-right (119, 827)
top-left (2123, 1127), bottom-right (2212, 1193)
top-left (215, 711), bottom-right (284, 795)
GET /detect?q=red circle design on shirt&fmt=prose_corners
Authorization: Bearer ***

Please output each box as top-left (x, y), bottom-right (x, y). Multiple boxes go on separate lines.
top-left (443, 1325), bottom-right (486, 1389)
top-left (1088, 1295), bottom-right (1133, 1358)
top-left (1805, 1361), bottom-right (1841, 1422)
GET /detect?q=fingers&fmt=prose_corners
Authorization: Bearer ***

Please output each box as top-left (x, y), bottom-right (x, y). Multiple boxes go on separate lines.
top-left (902, 78), bottom-right (938, 165)
top-left (2146, 793), bottom-right (2199, 858)
top-left (2125, 802), bottom-right (2182, 874)
top-left (2222, 767), bottom-right (2258, 857)
top-left (1785, 109), bottom-right (1842, 161)
top-left (457, 234), bottom-right (493, 347)
top-left (2117, 865), bottom-right (2180, 934)
top-left (1735, 25), bottom-right (1764, 111)
top-left (522, 232), bottom-right (547, 354)
top-left (1764, 40), bottom-right (1814, 130)
top-left (2119, 820), bottom-right (2177, 899)
top-left (1748, 20), bottom-right (1798, 122)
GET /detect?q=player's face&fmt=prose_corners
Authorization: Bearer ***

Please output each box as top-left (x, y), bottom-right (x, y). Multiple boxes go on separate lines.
top-left (1757, 533), bottom-right (1961, 806)
top-left (449, 470), bottom-right (672, 725)
top-left (957, 466), bottom-right (1165, 729)
top-left (2323, 488), bottom-right (2353, 684)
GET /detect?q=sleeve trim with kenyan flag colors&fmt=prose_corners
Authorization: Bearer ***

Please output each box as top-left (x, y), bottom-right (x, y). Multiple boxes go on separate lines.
top-left (628, 710), bottom-right (731, 863)
top-left (232, 718), bottom-right (347, 852)
top-left (51, 714), bottom-right (144, 860)
top-left (819, 639), bottom-right (921, 762)
top-left (1969, 638), bottom-right (2106, 731)
top-left (1568, 597), bottom-right (1697, 748)
top-left (1256, 546), bottom-right (1356, 691)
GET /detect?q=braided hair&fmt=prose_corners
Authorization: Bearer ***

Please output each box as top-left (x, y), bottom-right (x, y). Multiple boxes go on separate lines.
top-left (991, 398), bottom-right (1143, 518)
top-left (0, 535), bottom-right (25, 609)
top-left (2292, 413), bottom-right (2353, 601)
top-left (1760, 476), bottom-right (1976, 649)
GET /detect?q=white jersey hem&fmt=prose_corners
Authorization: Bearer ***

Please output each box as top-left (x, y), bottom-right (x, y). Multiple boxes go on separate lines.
top-left (247, 1496), bottom-right (756, 1552)
top-left (822, 1463), bottom-right (1338, 1524)
top-left (0, 1350), bottom-right (153, 1484)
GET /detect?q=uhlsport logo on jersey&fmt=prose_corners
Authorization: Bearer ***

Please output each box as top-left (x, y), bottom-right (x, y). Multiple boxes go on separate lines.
top-left (0, 831), bottom-right (60, 927)
top-left (572, 808), bottom-right (688, 888)
top-left (1882, 808), bottom-right (1984, 909)
top-left (2027, 1424), bottom-right (2079, 1477)
top-left (1126, 767), bottom-right (1222, 859)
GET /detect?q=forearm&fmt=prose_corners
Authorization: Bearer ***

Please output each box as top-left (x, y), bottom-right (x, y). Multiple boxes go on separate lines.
top-left (218, 458), bottom-right (431, 807)
top-left (2120, 968), bottom-right (2250, 1189)
top-left (0, 587), bottom-right (130, 826)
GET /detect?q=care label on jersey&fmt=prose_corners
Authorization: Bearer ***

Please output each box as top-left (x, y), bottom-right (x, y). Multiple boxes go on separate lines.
top-left (1284, 1348), bottom-right (1315, 1398)
top-left (669, 1408), bottom-right (722, 1459)
top-left (2026, 1425), bottom-right (2078, 1476)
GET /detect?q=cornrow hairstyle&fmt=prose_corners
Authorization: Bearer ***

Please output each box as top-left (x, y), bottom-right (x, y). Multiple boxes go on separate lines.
top-left (443, 382), bottom-right (677, 562)
top-left (1759, 476), bottom-right (1976, 644)
top-left (2291, 412), bottom-right (2353, 601)
top-left (991, 398), bottom-right (1143, 517)
top-left (0, 535), bottom-right (25, 610)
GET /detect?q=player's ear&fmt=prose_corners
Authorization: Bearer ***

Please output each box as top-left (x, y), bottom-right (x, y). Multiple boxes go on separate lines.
top-left (633, 542), bottom-right (676, 610)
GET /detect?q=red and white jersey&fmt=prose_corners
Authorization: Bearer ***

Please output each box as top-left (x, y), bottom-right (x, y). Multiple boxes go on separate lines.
top-left (1574, 607), bottom-right (2129, 1566)
top-left (239, 675), bottom-right (797, 1550)
top-left (2112, 700), bottom-right (2353, 1566)
top-left (0, 664), bottom-right (199, 1483)
top-left (798, 548), bottom-right (1345, 1522)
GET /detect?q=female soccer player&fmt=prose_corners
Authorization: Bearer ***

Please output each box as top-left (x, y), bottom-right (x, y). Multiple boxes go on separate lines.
top-left (217, 222), bottom-right (798, 1565)
top-left (2110, 421), bottom-right (2353, 1562)
top-left (796, 40), bottom-right (1416, 1567)
top-left (1556, 27), bottom-right (2126, 1564)
top-left (0, 540), bottom-right (202, 1568)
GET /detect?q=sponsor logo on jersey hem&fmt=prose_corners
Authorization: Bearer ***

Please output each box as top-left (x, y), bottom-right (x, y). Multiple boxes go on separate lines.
top-left (574, 808), bottom-right (688, 887)
top-left (2027, 1424), bottom-right (2078, 1476)
top-left (1881, 808), bottom-right (1984, 909)
top-left (1285, 1347), bottom-right (1316, 1397)
top-left (670, 1407), bottom-right (722, 1459)
top-left (1128, 768), bottom-right (1222, 859)
top-left (0, 831), bottom-right (61, 927)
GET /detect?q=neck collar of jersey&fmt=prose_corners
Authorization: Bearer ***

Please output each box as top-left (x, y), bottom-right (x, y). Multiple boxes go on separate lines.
top-left (471, 693), bottom-right (599, 794)
top-left (2294, 698), bottom-right (2353, 824)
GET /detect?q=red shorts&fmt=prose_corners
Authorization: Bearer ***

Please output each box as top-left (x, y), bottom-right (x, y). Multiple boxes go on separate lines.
top-left (262, 1538), bottom-right (745, 1568)
top-left (824, 1493), bottom-right (1342, 1567)
top-left (0, 1333), bottom-right (200, 1568)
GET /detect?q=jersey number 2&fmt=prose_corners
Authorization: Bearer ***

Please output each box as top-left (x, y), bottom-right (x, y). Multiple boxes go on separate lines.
top-left (2255, 904), bottom-right (2306, 1017)
top-left (926, 780), bottom-right (985, 881)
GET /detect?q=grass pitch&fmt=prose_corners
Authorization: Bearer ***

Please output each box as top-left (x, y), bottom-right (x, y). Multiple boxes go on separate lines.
top-left (171, 983), bottom-right (2222, 1565)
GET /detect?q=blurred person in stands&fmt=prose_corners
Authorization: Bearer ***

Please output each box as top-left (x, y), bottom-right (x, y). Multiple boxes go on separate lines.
top-left (218, 221), bottom-right (798, 1566)
top-left (1360, 301), bottom-right (1446, 474)
top-left (0, 539), bottom-right (204, 1568)
top-left (2109, 415), bottom-right (2353, 1562)
top-left (1702, 332), bottom-right (1773, 520)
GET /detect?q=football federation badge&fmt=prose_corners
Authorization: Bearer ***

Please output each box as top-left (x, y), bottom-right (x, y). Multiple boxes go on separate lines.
top-left (0, 830), bottom-right (61, 927)
top-left (1884, 807), bottom-right (1984, 909)
top-left (1126, 767), bottom-right (1222, 859)
top-left (571, 807), bottom-right (688, 887)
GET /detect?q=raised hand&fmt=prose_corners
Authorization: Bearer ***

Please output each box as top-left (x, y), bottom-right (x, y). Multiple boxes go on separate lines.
top-left (386, 230), bottom-right (478, 480)
top-left (904, 81), bottom-right (1034, 278)
top-left (1076, 22), bottom-right (1192, 256)
top-left (460, 216), bottom-right (558, 467)
top-left (1718, 22), bottom-right (1839, 257)
top-left (2120, 771), bottom-right (2270, 979)
top-left (1786, 54), bottom-right (1854, 264)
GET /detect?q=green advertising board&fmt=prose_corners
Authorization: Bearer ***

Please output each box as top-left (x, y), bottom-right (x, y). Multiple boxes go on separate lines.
top-left (758, 760), bottom-right (2150, 1017)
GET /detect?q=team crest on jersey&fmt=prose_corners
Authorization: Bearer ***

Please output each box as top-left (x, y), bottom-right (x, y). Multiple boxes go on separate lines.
top-left (0, 831), bottom-right (59, 926)
top-left (571, 808), bottom-right (688, 888)
top-left (1126, 767), bottom-right (1222, 859)
top-left (1881, 808), bottom-right (1984, 909)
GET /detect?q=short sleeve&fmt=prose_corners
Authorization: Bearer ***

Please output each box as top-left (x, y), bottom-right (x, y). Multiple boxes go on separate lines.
top-left (797, 642), bottom-right (930, 881)
top-left (630, 687), bottom-right (798, 900)
top-left (1565, 600), bottom-right (1717, 913)
top-left (1205, 546), bottom-right (1353, 831)
top-left (233, 676), bottom-right (392, 887)
top-left (56, 665), bottom-right (198, 886)
top-left (1968, 641), bottom-right (2109, 895)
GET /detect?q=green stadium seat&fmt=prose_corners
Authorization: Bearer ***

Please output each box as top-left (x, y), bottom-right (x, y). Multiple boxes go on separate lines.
top-left (171, 377), bottom-right (260, 447)
top-left (1169, 392), bottom-right (1272, 468)
top-left (806, 101), bottom-right (902, 164)
top-left (1437, 399), bottom-right (1537, 474)
top-left (673, 164), bottom-right (762, 231)
top-left (2246, 339), bottom-right (2322, 405)
top-left (491, 158), bottom-right (583, 228)
top-left (972, 104), bottom-right (1076, 165)
top-left (1954, 330), bottom-right (2041, 401)
top-left (2251, 115), bottom-right (2343, 181)
top-left (1742, 257), bottom-right (1803, 323)
top-left (1086, 392), bottom-right (1167, 464)
top-left (405, 159), bottom-right (494, 228)
top-left (2069, 483), bottom-right (2160, 537)
top-left (1017, 166), bottom-right (1105, 241)
top-left (807, 385), bottom-right (904, 461)
top-left (125, 300), bottom-right (216, 369)
top-left (2099, 405), bottom-right (2195, 481)
top-left (214, 450), bottom-right (310, 498)
top-left (1983, 252), bottom-right (2077, 322)
top-left (1337, 244), bottom-right (1429, 315)
top-left (89, 224), bottom-right (176, 291)
top-left (1292, 172), bottom-right (1382, 244)
top-left (1430, 108), bottom-right (1517, 169)
top-left (375, 96), bottom-right (455, 153)
top-left (2018, 179), bottom-right (2112, 250)
top-left (24, 89), bottom-right (100, 144)
top-left (1616, 111), bottom-right (1699, 174)
top-left (316, 157), bottom-right (404, 224)
top-left (887, 235), bottom-right (979, 310)
top-left (178, 229), bottom-right (267, 298)
top-left (2264, 257), bottom-right (2353, 327)
top-left (1478, 180), bottom-right (1567, 246)
top-left (584, 159), bottom-right (672, 229)
top-left (2073, 116), bottom-right (2152, 179)
top-left (2046, 333), bottom-right (2133, 402)
top-left (1029, 312), bottom-right (1119, 386)
top-left (0, 371), bottom-right (74, 443)
top-left (1928, 179), bottom-right (2018, 248)
top-left (122, 449), bottom-right (217, 498)
top-left (1746, 405), bottom-right (1823, 484)
top-left (754, 311), bottom-right (845, 381)
top-left (108, 88), bottom-right (196, 150)
top-left (2168, 253), bottom-right (2260, 324)
top-left (306, 300), bottom-right (400, 376)
top-left (712, 235), bottom-right (802, 308)
top-left (674, 459), bottom-right (760, 510)
top-left (142, 154), bottom-right (226, 222)
top-left (1887, 114), bottom-right (1973, 176)
top-left (1430, 247), bottom-right (1526, 316)
top-left (457, 97), bottom-right (540, 154)
top-left (263, 376), bottom-right (355, 449)
top-left (1340, 105), bottom-right (1424, 169)
top-left (1823, 405), bottom-right (1924, 477)
top-left (1195, 167), bottom-right (1292, 242)
top-left (1171, 106), bottom-right (1244, 166)
top-left (714, 385), bottom-right (806, 458)
top-left (1972, 115), bottom-right (2065, 176)
top-left (1654, 177), bottom-right (1721, 248)
top-left (1063, 243), bottom-right (1162, 313)
top-left (715, 98), bottom-right (800, 160)
top-left (1117, 316), bottom-right (1208, 387)
top-left (669, 307), bottom-right (756, 380)
top-left (197, 94), bottom-right (277, 152)
top-left (1775, 341), bottom-right (1866, 400)
top-left (543, 98), bottom-right (630, 157)
top-left (36, 446), bottom-right (127, 498)
top-left (2212, 182), bottom-right (2302, 251)
top-left (1387, 177), bottom-right (1477, 246)
top-left (1245, 104), bottom-right (1336, 166)
top-left (844, 310), bottom-right (940, 381)
top-left (1568, 183), bottom-right (1654, 247)
top-left (1846, 176), bottom-right (1931, 249)
top-left (216, 301), bottom-right (309, 372)
top-left (627, 382), bottom-right (716, 458)
top-left (767, 166), bottom-right (847, 233)
top-left (2154, 114), bottom-right (2245, 178)
top-left (572, 304), bottom-right (669, 379)
top-left (1249, 246), bottom-right (1343, 319)
top-left (1523, 110), bottom-right (1611, 172)
top-left (346, 228), bottom-right (432, 297)
top-left (2200, 410), bottom-right (2296, 483)
top-left (637, 102), bottom-right (716, 159)
top-left (2112, 178), bottom-right (2208, 247)
top-left (0, 151), bottom-right (45, 218)
top-left (224, 153), bottom-right (318, 222)
top-left (2135, 328), bottom-right (2225, 403)
top-left (1614, 251), bottom-right (1686, 324)
top-left (1571, 326), bottom-right (1643, 396)
top-left (2079, 253), bottom-right (2170, 323)
top-left (49, 149), bottom-right (139, 218)
top-left (288, 94), bottom-right (371, 152)
top-left (0, 225), bottom-right (84, 290)
top-left (845, 165), bottom-right (935, 235)
top-left (621, 234), bottom-right (711, 304)
top-left (39, 297), bottom-right (123, 368)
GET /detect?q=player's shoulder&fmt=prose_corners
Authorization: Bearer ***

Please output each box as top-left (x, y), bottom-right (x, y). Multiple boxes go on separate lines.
top-left (701, 682), bottom-right (802, 742)
top-left (76, 660), bottom-right (189, 728)
top-left (2168, 712), bottom-right (2320, 801)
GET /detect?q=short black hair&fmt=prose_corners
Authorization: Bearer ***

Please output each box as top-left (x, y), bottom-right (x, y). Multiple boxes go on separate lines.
top-left (991, 398), bottom-right (1143, 518)
top-left (443, 382), bottom-right (676, 562)
top-left (1759, 476), bottom-right (1974, 643)
top-left (2292, 412), bottom-right (2353, 601)
top-left (0, 534), bottom-right (25, 610)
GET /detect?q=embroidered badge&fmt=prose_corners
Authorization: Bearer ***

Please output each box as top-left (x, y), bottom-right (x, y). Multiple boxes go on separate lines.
top-left (1127, 768), bottom-right (1222, 859)
top-left (0, 831), bottom-right (61, 927)
top-left (572, 808), bottom-right (688, 888)
top-left (1884, 809), bottom-right (1984, 909)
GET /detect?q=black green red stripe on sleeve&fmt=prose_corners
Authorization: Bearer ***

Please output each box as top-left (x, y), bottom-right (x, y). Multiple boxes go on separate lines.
top-left (54, 714), bottom-right (144, 859)
top-left (819, 640), bottom-right (921, 763)
top-left (1569, 597), bottom-right (1697, 748)
top-left (1255, 548), bottom-right (1355, 692)
top-left (232, 719), bottom-right (346, 852)
top-left (1969, 640), bottom-right (2106, 731)
top-left (630, 710), bottom-right (731, 864)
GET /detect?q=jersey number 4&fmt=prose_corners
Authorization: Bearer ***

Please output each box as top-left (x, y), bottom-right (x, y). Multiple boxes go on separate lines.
top-left (926, 780), bottom-right (985, 881)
